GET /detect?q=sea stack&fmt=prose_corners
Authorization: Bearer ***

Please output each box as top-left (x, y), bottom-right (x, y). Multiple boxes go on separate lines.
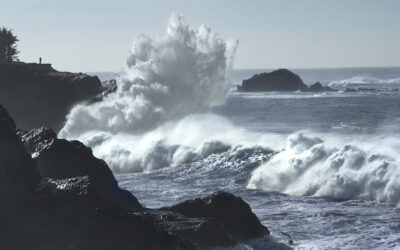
top-left (238, 69), bottom-right (308, 92)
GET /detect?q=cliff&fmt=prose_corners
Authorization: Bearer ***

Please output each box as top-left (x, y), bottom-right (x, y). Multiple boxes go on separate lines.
top-left (0, 62), bottom-right (103, 131)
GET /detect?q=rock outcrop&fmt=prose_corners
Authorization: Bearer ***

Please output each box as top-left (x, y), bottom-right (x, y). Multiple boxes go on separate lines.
top-left (238, 69), bottom-right (337, 92)
top-left (238, 69), bottom-right (308, 92)
top-left (18, 126), bottom-right (141, 210)
top-left (162, 191), bottom-right (270, 247)
top-left (0, 62), bottom-right (104, 131)
top-left (0, 103), bottom-right (272, 249)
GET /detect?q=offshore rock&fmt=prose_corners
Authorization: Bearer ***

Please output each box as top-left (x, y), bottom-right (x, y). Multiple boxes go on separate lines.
top-left (238, 69), bottom-right (308, 92)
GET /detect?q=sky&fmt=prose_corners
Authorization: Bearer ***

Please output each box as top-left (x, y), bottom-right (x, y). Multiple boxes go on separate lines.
top-left (1, 0), bottom-right (400, 72)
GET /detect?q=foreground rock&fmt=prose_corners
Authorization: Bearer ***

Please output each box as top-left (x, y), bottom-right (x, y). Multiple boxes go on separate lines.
top-left (0, 103), bottom-right (273, 249)
top-left (161, 191), bottom-right (270, 247)
top-left (18, 126), bottom-right (141, 210)
top-left (0, 62), bottom-right (104, 131)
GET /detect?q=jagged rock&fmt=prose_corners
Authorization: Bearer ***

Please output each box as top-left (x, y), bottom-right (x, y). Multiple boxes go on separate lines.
top-left (163, 191), bottom-right (269, 243)
top-left (238, 69), bottom-right (308, 92)
top-left (307, 82), bottom-right (336, 92)
top-left (0, 62), bottom-right (103, 131)
top-left (19, 126), bottom-right (141, 210)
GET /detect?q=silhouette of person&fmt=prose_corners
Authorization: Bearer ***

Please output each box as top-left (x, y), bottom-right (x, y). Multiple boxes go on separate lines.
top-left (39, 57), bottom-right (42, 64)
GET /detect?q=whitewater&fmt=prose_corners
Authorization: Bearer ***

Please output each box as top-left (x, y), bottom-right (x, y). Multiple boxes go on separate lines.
top-left (62, 15), bottom-right (400, 249)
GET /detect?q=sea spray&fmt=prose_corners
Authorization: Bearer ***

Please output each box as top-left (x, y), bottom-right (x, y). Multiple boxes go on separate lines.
top-left (60, 14), bottom-right (237, 138)
top-left (59, 14), bottom-right (246, 172)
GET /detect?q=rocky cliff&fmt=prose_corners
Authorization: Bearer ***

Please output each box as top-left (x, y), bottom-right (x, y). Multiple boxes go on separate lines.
top-left (0, 62), bottom-right (103, 131)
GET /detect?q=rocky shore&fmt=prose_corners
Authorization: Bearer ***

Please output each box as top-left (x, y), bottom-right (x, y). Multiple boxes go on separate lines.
top-left (0, 103), bottom-right (286, 249)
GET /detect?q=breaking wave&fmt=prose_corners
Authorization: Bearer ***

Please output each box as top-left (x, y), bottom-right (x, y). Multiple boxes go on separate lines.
top-left (248, 132), bottom-right (400, 204)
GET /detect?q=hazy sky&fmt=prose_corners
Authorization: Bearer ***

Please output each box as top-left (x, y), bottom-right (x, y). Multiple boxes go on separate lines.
top-left (2, 0), bottom-right (400, 72)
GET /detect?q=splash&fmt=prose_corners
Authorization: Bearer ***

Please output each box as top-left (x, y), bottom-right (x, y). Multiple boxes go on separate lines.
top-left (248, 132), bottom-right (400, 204)
top-left (59, 14), bottom-right (242, 172)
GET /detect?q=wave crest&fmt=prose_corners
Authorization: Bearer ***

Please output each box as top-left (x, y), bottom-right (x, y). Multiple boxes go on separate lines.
top-left (248, 133), bottom-right (400, 204)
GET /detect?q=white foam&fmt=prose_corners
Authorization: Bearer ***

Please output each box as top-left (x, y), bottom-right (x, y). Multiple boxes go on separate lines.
top-left (248, 132), bottom-right (400, 204)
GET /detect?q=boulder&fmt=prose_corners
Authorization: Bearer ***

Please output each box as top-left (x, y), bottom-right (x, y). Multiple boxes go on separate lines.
top-left (163, 191), bottom-right (269, 244)
top-left (0, 62), bottom-right (104, 131)
top-left (238, 69), bottom-right (308, 92)
top-left (19, 126), bottom-right (141, 210)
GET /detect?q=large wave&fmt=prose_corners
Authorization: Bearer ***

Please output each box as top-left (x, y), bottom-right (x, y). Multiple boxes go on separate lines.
top-left (248, 132), bottom-right (400, 204)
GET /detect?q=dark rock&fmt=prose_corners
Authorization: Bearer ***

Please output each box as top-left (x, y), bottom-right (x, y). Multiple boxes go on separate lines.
top-left (163, 191), bottom-right (269, 243)
top-left (0, 104), bottom-right (40, 210)
top-left (19, 126), bottom-right (141, 210)
top-left (0, 62), bottom-right (103, 131)
top-left (238, 69), bottom-right (308, 92)
top-left (307, 82), bottom-right (336, 92)
top-left (5, 176), bottom-right (193, 250)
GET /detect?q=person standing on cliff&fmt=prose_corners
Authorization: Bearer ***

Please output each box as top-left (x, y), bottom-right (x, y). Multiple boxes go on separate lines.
top-left (39, 57), bottom-right (42, 64)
